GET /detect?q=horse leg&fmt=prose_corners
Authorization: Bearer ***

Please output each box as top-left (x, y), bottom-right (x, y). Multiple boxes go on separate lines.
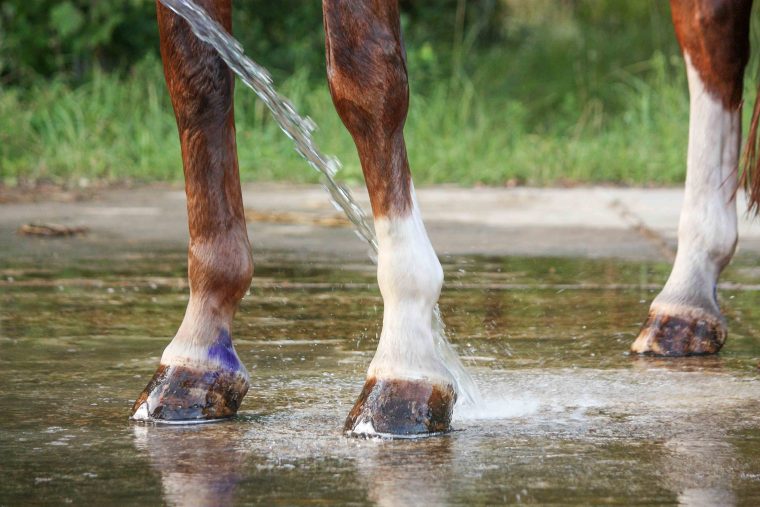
top-left (323, 0), bottom-right (456, 436)
top-left (131, 0), bottom-right (253, 421)
top-left (632, 0), bottom-right (752, 356)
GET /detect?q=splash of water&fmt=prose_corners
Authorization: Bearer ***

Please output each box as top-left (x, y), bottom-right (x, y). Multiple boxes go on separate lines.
top-left (158, 0), bottom-right (481, 408)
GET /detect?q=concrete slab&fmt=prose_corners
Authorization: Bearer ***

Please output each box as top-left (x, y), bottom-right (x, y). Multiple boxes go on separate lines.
top-left (2, 184), bottom-right (760, 263)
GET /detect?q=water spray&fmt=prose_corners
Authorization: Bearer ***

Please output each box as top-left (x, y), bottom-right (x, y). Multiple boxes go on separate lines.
top-left (158, 0), bottom-right (481, 407)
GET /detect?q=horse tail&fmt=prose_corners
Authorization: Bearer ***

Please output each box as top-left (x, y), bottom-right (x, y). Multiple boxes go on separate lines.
top-left (741, 82), bottom-right (760, 214)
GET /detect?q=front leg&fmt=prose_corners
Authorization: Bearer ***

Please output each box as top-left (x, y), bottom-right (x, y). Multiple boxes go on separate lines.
top-left (632, 0), bottom-right (752, 356)
top-left (323, 0), bottom-right (456, 436)
top-left (131, 0), bottom-right (253, 422)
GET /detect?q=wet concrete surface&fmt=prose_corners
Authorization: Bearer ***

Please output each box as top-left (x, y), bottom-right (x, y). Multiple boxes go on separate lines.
top-left (4, 184), bottom-right (760, 263)
top-left (2, 186), bottom-right (760, 504)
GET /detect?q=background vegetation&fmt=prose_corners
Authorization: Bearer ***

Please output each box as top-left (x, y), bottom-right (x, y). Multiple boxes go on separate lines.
top-left (1, 0), bottom-right (758, 187)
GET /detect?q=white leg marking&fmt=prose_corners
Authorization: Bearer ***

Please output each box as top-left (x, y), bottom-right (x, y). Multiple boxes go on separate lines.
top-left (651, 54), bottom-right (739, 318)
top-left (160, 298), bottom-right (236, 368)
top-left (160, 230), bottom-right (251, 372)
top-left (367, 187), bottom-right (452, 385)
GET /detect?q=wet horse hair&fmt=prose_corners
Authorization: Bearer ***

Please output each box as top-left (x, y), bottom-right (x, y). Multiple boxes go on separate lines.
top-left (742, 76), bottom-right (760, 212)
top-left (130, 0), bottom-right (758, 436)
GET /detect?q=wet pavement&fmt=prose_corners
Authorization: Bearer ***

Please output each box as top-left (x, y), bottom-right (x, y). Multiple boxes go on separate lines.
top-left (4, 183), bottom-right (760, 263)
top-left (2, 186), bottom-right (760, 504)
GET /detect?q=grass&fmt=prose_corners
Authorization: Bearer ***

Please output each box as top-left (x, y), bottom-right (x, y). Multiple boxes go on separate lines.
top-left (1, 4), bottom-right (758, 188)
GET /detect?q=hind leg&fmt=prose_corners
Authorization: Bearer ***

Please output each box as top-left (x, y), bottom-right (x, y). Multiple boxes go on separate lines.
top-left (632, 0), bottom-right (752, 356)
top-left (131, 0), bottom-right (253, 421)
top-left (323, 0), bottom-right (456, 436)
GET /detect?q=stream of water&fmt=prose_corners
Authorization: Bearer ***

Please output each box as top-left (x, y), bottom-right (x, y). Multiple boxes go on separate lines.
top-left (157, 0), bottom-right (480, 407)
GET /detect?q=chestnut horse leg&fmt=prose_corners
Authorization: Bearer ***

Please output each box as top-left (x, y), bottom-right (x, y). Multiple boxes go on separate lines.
top-left (323, 0), bottom-right (456, 436)
top-left (130, 0), bottom-right (253, 421)
top-left (632, 0), bottom-right (752, 356)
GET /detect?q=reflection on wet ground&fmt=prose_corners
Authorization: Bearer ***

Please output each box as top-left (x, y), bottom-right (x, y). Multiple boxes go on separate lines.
top-left (1, 252), bottom-right (759, 504)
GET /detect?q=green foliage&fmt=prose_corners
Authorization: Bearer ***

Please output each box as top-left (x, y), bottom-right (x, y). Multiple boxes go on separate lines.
top-left (0, 1), bottom-right (758, 187)
top-left (1, 0), bottom-right (327, 84)
top-left (0, 0), bottom-right (676, 86)
top-left (0, 49), bottom-right (710, 187)
top-left (0, 0), bottom-right (157, 82)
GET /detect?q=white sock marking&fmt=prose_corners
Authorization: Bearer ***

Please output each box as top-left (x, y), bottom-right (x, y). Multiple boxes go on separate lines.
top-left (159, 231), bottom-right (252, 372)
top-left (367, 187), bottom-right (453, 385)
top-left (160, 298), bottom-right (232, 367)
top-left (652, 53), bottom-right (739, 317)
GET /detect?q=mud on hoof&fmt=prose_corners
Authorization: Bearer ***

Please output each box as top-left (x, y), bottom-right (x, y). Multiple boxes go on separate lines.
top-left (130, 364), bottom-right (249, 423)
top-left (631, 309), bottom-right (726, 357)
top-left (344, 377), bottom-right (456, 438)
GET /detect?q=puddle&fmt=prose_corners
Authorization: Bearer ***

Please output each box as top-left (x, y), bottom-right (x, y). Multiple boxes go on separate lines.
top-left (1, 252), bottom-right (760, 504)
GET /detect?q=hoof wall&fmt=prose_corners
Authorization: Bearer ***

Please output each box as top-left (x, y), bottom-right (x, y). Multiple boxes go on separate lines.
top-left (344, 377), bottom-right (456, 438)
top-left (631, 311), bottom-right (726, 357)
top-left (130, 364), bottom-right (249, 423)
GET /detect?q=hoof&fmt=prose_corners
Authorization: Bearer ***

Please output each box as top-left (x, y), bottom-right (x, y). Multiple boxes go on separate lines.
top-left (344, 377), bottom-right (456, 438)
top-left (130, 364), bottom-right (249, 423)
top-left (631, 309), bottom-right (726, 357)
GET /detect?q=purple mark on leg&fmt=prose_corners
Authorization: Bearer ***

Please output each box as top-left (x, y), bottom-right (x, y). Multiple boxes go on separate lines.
top-left (208, 329), bottom-right (242, 372)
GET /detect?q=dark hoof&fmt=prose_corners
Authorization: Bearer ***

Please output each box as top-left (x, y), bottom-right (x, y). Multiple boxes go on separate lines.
top-left (130, 364), bottom-right (249, 423)
top-left (344, 377), bottom-right (456, 438)
top-left (631, 311), bottom-right (726, 357)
